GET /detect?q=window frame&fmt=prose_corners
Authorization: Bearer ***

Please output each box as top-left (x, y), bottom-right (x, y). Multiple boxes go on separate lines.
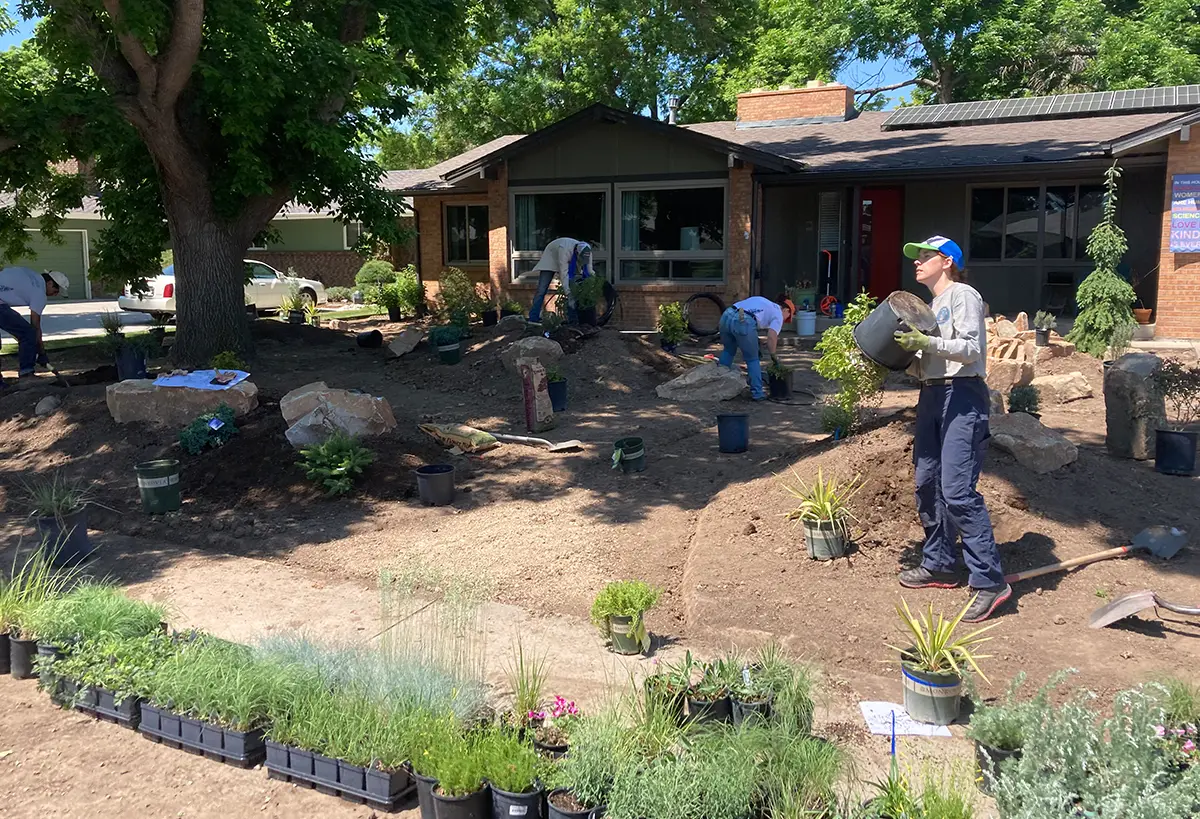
top-left (508, 184), bottom-right (610, 284)
top-left (965, 180), bottom-right (1106, 266)
top-left (613, 179), bottom-right (729, 284)
top-left (442, 202), bottom-right (490, 266)
top-left (343, 221), bottom-right (364, 251)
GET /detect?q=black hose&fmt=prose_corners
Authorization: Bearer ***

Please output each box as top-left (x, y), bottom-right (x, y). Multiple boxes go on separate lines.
top-left (598, 281), bottom-right (618, 327)
top-left (685, 293), bottom-right (726, 337)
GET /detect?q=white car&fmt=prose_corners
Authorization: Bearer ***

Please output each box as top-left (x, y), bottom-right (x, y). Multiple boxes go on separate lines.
top-left (118, 259), bottom-right (328, 318)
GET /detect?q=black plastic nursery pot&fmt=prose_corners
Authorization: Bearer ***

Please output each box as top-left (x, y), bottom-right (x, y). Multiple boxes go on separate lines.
top-left (501, 308), bottom-right (522, 318)
top-left (687, 694), bottom-right (733, 725)
top-left (974, 740), bottom-right (1022, 796)
top-left (415, 771), bottom-right (439, 819)
top-left (491, 781), bottom-right (545, 819)
top-left (1155, 429), bottom-right (1198, 476)
top-left (139, 704), bottom-right (266, 767)
top-left (366, 763), bottom-right (415, 805)
top-left (546, 789), bottom-right (604, 819)
top-left (136, 459), bottom-right (182, 514)
top-left (608, 615), bottom-right (643, 656)
top-left (548, 379), bottom-right (569, 412)
top-left (246, 304), bottom-right (258, 319)
top-left (36, 508), bottom-right (96, 567)
top-left (288, 309), bottom-right (305, 324)
top-left (852, 291), bottom-right (938, 371)
top-left (576, 306), bottom-right (598, 327)
top-left (803, 519), bottom-right (847, 561)
top-left (387, 306), bottom-right (403, 322)
top-left (9, 636), bottom-right (38, 679)
top-left (438, 342), bottom-right (463, 365)
top-left (533, 736), bottom-right (569, 759)
top-left (83, 687), bottom-right (142, 728)
top-left (415, 464), bottom-right (456, 506)
top-left (612, 438), bottom-right (645, 473)
top-left (0, 633), bottom-right (9, 675)
top-left (482, 310), bottom-right (500, 327)
top-left (1034, 328), bottom-right (1050, 346)
top-left (114, 345), bottom-right (148, 381)
top-left (357, 329), bottom-right (384, 348)
top-left (36, 643), bottom-right (65, 701)
top-left (768, 374), bottom-right (792, 399)
top-left (900, 660), bottom-right (963, 726)
top-left (265, 741), bottom-right (416, 809)
top-left (732, 696), bottom-right (772, 726)
top-left (433, 784), bottom-right (490, 819)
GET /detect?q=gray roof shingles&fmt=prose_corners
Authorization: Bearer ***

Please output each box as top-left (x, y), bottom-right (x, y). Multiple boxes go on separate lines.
top-left (381, 134), bottom-right (525, 192)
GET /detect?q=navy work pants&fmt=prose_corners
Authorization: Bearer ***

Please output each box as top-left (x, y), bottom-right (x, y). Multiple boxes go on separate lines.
top-left (0, 303), bottom-right (38, 380)
top-left (914, 377), bottom-right (1006, 589)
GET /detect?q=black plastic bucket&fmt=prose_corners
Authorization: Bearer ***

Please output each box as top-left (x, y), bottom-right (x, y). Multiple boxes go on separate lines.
top-left (548, 380), bottom-right (568, 412)
top-left (36, 509), bottom-right (95, 567)
top-left (415, 464), bottom-right (456, 506)
top-left (612, 438), bottom-right (645, 473)
top-left (10, 636), bottom-right (38, 679)
top-left (716, 413), bottom-right (749, 453)
top-left (357, 329), bottom-right (384, 348)
top-left (1155, 429), bottom-right (1198, 476)
top-left (114, 346), bottom-right (147, 381)
top-left (852, 292), bottom-right (938, 371)
top-left (0, 633), bottom-right (9, 675)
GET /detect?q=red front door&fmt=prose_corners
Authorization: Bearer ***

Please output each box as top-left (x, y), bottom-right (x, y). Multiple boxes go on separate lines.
top-left (859, 187), bottom-right (904, 301)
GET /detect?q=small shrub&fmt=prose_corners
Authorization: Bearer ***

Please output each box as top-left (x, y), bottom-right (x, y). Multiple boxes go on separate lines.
top-left (501, 299), bottom-right (524, 314)
top-left (589, 580), bottom-right (661, 648)
top-left (1068, 163), bottom-right (1136, 358)
top-left (541, 313), bottom-right (564, 332)
top-left (369, 282), bottom-right (403, 311)
top-left (814, 291), bottom-right (887, 435)
top-left (355, 259), bottom-right (396, 287)
top-left (326, 286), bottom-right (353, 302)
top-left (395, 265), bottom-right (423, 316)
top-left (298, 433), bottom-right (375, 496)
top-left (766, 359), bottom-right (794, 380)
top-left (438, 267), bottom-right (484, 319)
top-left (1032, 310), bottom-right (1056, 331)
top-left (546, 367), bottom-right (565, 383)
top-left (428, 325), bottom-right (463, 347)
top-left (179, 404), bottom-right (237, 455)
top-left (1154, 358), bottom-right (1200, 431)
top-left (100, 310), bottom-right (123, 335)
top-left (820, 401), bottom-right (856, 436)
top-left (1007, 385), bottom-right (1040, 415)
top-left (210, 350), bottom-right (245, 370)
top-left (657, 301), bottom-right (687, 345)
top-left (571, 274), bottom-right (606, 309)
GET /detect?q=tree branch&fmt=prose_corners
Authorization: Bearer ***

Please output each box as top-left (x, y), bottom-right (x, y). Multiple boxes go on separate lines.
top-left (855, 77), bottom-right (936, 96)
top-left (101, 0), bottom-right (158, 106)
top-left (157, 0), bottom-right (204, 105)
top-left (235, 187), bottom-right (294, 247)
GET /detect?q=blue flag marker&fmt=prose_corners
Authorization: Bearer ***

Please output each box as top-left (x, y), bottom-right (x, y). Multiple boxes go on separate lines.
top-left (208, 418), bottom-right (225, 431)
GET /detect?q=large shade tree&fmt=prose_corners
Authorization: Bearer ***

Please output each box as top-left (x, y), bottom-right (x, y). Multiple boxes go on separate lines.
top-left (1, 0), bottom-right (466, 363)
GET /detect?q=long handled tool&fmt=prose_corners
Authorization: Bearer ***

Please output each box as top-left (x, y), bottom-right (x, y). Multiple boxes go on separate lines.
top-left (1003, 526), bottom-right (1187, 585)
top-left (490, 432), bottom-right (584, 453)
top-left (1089, 590), bottom-right (1200, 629)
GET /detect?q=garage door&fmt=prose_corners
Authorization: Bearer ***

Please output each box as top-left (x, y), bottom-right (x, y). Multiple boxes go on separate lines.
top-left (9, 230), bottom-right (90, 300)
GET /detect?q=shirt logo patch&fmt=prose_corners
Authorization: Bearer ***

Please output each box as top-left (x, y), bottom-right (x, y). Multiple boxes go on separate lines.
top-left (936, 307), bottom-right (950, 324)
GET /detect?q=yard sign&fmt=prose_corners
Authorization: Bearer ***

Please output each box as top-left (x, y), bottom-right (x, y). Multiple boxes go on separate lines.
top-left (1170, 174), bottom-right (1200, 253)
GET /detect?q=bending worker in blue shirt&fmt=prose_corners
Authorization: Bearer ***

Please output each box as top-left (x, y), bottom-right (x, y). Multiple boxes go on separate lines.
top-left (717, 295), bottom-right (794, 401)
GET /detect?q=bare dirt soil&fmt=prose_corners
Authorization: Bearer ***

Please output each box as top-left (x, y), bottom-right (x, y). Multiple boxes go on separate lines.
top-left (1, 315), bottom-right (1195, 818)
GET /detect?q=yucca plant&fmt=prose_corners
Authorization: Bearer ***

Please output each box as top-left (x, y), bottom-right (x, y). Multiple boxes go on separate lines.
top-left (890, 598), bottom-right (996, 682)
top-left (782, 468), bottom-right (863, 529)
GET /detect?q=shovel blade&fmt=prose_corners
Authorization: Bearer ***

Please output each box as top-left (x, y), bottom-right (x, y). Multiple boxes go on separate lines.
top-left (1131, 526), bottom-right (1188, 559)
top-left (1089, 590), bottom-right (1161, 629)
top-left (546, 440), bottom-right (584, 452)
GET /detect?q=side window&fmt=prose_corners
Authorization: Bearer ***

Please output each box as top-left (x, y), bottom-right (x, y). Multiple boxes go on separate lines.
top-left (251, 264), bottom-right (277, 280)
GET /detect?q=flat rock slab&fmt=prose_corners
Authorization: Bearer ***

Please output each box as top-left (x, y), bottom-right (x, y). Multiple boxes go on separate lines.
top-left (656, 363), bottom-right (747, 402)
top-left (1032, 372), bottom-right (1093, 404)
top-left (985, 358), bottom-right (1034, 394)
top-left (283, 388), bottom-right (396, 450)
top-left (107, 380), bottom-right (258, 427)
top-left (990, 411), bottom-right (1078, 473)
top-left (387, 326), bottom-right (424, 357)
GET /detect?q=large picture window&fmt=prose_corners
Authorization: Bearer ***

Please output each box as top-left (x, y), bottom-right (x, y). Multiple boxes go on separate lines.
top-left (617, 184), bottom-right (726, 282)
top-left (969, 183), bottom-right (1104, 262)
top-left (510, 189), bottom-right (607, 280)
top-left (445, 204), bottom-right (488, 265)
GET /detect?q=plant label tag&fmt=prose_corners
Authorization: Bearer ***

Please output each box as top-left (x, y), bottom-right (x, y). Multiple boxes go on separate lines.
top-left (508, 808), bottom-right (528, 816)
top-left (742, 667), bottom-right (752, 686)
top-left (208, 418), bottom-right (225, 431)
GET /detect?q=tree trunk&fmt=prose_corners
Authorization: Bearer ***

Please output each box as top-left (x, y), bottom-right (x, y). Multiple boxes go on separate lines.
top-left (170, 216), bottom-right (252, 366)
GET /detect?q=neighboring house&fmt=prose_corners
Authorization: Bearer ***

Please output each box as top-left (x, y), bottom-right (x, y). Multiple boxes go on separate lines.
top-left (2, 198), bottom-right (415, 297)
top-left (386, 81), bottom-right (1200, 339)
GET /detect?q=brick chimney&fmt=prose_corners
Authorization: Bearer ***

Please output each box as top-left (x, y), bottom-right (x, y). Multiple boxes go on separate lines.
top-left (736, 81), bottom-right (856, 126)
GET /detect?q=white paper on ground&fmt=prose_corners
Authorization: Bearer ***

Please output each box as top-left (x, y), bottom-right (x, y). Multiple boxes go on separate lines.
top-left (859, 701), bottom-right (952, 737)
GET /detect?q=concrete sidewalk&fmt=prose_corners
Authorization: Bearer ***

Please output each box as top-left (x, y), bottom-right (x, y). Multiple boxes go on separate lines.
top-left (1, 299), bottom-right (151, 342)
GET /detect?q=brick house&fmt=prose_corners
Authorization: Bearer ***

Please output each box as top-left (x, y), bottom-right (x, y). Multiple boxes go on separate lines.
top-left (388, 82), bottom-right (1200, 338)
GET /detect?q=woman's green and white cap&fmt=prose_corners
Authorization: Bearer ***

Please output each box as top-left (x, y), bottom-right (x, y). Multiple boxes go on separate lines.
top-left (903, 236), bottom-right (963, 269)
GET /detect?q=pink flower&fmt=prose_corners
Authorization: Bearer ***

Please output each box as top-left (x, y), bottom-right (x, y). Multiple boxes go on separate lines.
top-left (1155, 725), bottom-right (1167, 738)
top-left (1184, 740), bottom-right (1196, 753)
top-left (1175, 728), bottom-right (1187, 737)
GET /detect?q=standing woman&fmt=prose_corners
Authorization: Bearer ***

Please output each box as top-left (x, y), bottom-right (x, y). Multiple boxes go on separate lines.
top-left (892, 236), bottom-right (1011, 623)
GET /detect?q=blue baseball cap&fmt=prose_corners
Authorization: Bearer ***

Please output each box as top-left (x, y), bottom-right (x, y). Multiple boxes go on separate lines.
top-left (904, 236), bottom-right (963, 269)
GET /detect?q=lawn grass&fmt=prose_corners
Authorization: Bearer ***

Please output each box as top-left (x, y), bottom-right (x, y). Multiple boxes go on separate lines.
top-left (1, 326), bottom-right (175, 355)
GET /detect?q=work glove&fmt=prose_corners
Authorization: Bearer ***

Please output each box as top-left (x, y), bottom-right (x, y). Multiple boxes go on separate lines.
top-left (36, 351), bottom-right (50, 367)
top-left (894, 329), bottom-right (932, 352)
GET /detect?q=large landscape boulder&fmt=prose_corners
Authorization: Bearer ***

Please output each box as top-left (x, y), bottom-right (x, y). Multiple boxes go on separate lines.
top-left (1104, 353), bottom-right (1166, 460)
top-left (1031, 372), bottom-right (1093, 404)
top-left (656, 363), bottom-right (747, 402)
top-left (989, 389), bottom-right (1006, 416)
top-left (990, 412), bottom-right (1078, 473)
top-left (281, 384), bottom-right (396, 449)
top-left (107, 380), bottom-right (259, 426)
top-left (985, 359), bottom-right (1035, 394)
top-left (501, 337), bottom-right (563, 373)
top-left (497, 315), bottom-right (527, 332)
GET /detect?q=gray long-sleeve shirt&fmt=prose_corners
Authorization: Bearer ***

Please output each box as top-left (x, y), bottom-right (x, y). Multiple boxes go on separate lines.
top-left (912, 282), bottom-right (988, 380)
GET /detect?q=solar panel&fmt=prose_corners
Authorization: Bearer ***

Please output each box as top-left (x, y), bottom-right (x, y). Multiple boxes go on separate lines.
top-left (881, 84), bottom-right (1200, 131)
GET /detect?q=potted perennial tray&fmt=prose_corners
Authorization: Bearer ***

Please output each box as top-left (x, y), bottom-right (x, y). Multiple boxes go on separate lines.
top-left (589, 579), bottom-right (661, 656)
top-left (429, 325), bottom-right (464, 365)
top-left (1153, 358), bottom-right (1200, 476)
top-left (140, 703), bottom-right (267, 767)
top-left (265, 742), bottom-right (417, 809)
top-left (890, 598), bottom-right (996, 726)
top-left (783, 468), bottom-right (862, 561)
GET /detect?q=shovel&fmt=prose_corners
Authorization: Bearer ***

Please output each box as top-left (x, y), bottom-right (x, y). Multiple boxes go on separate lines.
top-left (1003, 526), bottom-right (1188, 584)
top-left (1089, 589), bottom-right (1200, 629)
top-left (490, 433), bottom-right (584, 453)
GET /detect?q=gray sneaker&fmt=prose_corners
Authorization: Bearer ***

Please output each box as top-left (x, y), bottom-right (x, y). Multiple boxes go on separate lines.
top-left (898, 567), bottom-right (961, 589)
top-left (963, 584), bottom-right (1013, 623)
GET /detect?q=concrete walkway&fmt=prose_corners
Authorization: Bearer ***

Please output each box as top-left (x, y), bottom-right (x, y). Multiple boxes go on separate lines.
top-left (1, 299), bottom-right (151, 342)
